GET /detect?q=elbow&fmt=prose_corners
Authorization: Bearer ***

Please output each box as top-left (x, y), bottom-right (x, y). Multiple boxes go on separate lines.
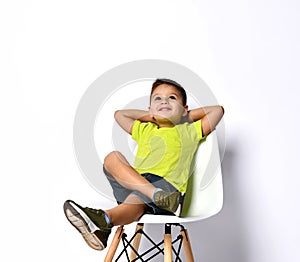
top-left (114, 110), bottom-right (120, 120)
top-left (217, 105), bottom-right (225, 122)
top-left (220, 105), bottom-right (225, 115)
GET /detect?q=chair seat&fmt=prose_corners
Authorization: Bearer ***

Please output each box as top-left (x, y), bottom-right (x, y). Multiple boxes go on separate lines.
top-left (138, 214), bottom-right (206, 224)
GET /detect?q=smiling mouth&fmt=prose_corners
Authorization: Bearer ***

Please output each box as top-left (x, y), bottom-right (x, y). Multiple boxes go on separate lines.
top-left (158, 107), bottom-right (172, 111)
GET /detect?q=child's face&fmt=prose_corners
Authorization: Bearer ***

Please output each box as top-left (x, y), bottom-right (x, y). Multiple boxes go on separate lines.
top-left (149, 84), bottom-right (188, 126)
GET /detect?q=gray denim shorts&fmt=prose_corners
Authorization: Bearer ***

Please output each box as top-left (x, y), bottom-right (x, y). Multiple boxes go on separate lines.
top-left (103, 166), bottom-right (178, 215)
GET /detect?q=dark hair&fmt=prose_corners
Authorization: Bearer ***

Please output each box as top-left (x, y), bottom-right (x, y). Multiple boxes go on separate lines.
top-left (151, 78), bottom-right (187, 105)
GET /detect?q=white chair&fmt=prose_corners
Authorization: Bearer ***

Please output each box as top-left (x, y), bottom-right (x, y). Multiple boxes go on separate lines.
top-left (104, 129), bottom-right (223, 262)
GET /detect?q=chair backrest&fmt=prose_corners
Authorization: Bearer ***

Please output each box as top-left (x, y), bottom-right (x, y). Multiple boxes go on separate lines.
top-left (138, 129), bottom-right (223, 223)
top-left (180, 129), bottom-right (223, 218)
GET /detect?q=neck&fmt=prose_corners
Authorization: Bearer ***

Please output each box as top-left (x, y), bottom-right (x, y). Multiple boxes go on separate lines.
top-left (154, 117), bottom-right (178, 128)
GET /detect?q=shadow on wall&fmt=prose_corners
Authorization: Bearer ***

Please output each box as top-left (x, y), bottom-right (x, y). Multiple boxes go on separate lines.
top-left (189, 144), bottom-right (250, 262)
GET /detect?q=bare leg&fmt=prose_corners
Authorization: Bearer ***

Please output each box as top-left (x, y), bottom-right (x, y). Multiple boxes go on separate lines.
top-left (105, 194), bottom-right (147, 226)
top-left (104, 151), bottom-right (157, 199)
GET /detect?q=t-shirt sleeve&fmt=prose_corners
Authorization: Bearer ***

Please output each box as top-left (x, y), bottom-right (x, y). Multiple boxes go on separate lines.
top-left (193, 119), bottom-right (204, 140)
top-left (131, 120), bottom-right (146, 142)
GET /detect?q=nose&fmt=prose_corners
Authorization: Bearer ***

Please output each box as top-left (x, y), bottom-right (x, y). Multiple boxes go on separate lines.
top-left (161, 97), bottom-right (169, 104)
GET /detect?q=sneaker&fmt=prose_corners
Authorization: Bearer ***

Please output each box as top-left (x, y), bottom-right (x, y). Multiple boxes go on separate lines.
top-left (153, 190), bottom-right (181, 214)
top-left (63, 200), bottom-right (113, 250)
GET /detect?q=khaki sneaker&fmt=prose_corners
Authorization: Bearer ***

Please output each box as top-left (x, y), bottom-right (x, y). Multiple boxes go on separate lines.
top-left (63, 200), bottom-right (113, 250)
top-left (153, 190), bottom-right (181, 214)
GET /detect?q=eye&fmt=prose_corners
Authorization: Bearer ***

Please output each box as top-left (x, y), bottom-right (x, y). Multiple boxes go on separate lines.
top-left (169, 95), bottom-right (176, 100)
top-left (154, 96), bottom-right (162, 101)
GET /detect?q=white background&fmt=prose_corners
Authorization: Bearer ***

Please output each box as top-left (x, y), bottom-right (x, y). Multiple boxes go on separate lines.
top-left (1, 0), bottom-right (300, 261)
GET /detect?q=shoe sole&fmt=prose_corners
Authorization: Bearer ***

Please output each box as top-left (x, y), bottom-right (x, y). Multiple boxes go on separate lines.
top-left (63, 200), bottom-right (105, 251)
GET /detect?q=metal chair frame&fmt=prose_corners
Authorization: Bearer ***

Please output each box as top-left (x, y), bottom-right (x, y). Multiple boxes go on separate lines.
top-left (105, 223), bottom-right (194, 262)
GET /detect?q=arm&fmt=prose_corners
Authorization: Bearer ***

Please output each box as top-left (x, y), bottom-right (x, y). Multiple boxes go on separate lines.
top-left (187, 105), bottom-right (224, 136)
top-left (114, 109), bottom-right (155, 135)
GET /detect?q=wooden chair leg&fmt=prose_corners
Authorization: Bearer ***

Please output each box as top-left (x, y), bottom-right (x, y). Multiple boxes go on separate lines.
top-left (164, 224), bottom-right (172, 262)
top-left (181, 228), bottom-right (194, 262)
top-left (104, 226), bottom-right (124, 262)
top-left (129, 223), bottom-right (144, 261)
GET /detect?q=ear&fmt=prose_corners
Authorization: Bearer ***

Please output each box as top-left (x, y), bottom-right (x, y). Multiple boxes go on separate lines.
top-left (148, 106), bottom-right (154, 118)
top-left (182, 105), bottom-right (189, 116)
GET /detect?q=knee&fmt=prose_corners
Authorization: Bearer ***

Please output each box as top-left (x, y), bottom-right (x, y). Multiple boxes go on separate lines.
top-left (103, 151), bottom-right (122, 171)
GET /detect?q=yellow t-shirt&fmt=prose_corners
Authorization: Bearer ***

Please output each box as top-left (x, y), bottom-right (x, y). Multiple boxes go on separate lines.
top-left (131, 120), bottom-right (204, 192)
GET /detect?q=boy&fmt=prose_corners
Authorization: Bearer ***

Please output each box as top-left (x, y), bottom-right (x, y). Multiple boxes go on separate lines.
top-left (63, 79), bottom-right (224, 251)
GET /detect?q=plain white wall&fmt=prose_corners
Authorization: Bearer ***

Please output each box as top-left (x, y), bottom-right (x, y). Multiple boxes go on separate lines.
top-left (1, 0), bottom-right (299, 261)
